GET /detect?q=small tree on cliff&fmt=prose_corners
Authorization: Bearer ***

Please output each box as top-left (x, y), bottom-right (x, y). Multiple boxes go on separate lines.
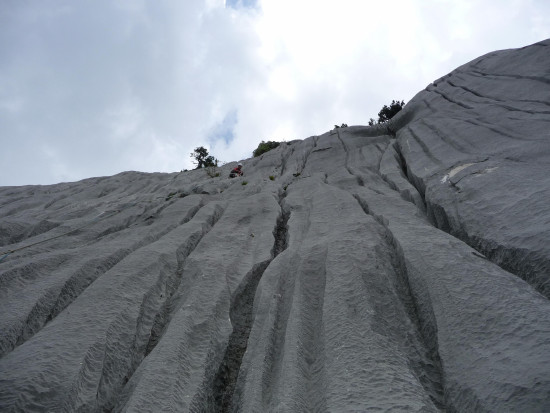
top-left (190, 146), bottom-right (218, 169)
top-left (369, 100), bottom-right (405, 125)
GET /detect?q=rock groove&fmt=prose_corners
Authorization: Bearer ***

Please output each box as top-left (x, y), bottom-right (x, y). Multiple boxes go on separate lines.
top-left (210, 203), bottom-right (290, 413)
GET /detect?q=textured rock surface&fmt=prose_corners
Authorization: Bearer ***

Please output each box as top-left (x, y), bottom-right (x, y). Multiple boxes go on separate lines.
top-left (1, 39), bottom-right (550, 412)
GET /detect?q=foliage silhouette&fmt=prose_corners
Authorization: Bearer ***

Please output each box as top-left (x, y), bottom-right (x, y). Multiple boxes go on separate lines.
top-left (253, 141), bottom-right (280, 157)
top-left (368, 100), bottom-right (405, 125)
top-left (190, 146), bottom-right (218, 169)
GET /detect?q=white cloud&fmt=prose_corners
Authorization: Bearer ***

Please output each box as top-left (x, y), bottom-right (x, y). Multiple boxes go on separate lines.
top-left (0, 0), bottom-right (549, 185)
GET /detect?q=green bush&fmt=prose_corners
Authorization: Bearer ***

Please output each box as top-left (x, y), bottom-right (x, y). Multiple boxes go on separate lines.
top-left (205, 166), bottom-right (220, 178)
top-left (368, 100), bottom-right (405, 125)
top-left (253, 140), bottom-right (280, 157)
top-left (242, 181), bottom-right (248, 186)
top-left (269, 175), bottom-right (275, 181)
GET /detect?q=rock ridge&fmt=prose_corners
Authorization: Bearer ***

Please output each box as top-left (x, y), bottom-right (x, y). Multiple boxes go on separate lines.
top-left (1, 39), bottom-right (550, 412)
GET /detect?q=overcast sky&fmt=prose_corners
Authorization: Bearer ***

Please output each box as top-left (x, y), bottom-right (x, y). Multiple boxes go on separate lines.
top-left (1, 0), bottom-right (549, 186)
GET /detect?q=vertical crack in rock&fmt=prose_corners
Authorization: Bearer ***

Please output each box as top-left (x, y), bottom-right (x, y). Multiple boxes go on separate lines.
top-left (420, 119), bottom-right (472, 155)
top-left (143, 203), bottom-right (225, 358)
top-left (406, 126), bottom-right (444, 168)
top-left (279, 150), bottom-right (288, 177)
top-left (391, 137), bottom-right (431, 204)
top-left (335, 129), bottom-right (373, 187)
top-left (375, 141), bottom-right (391, 173)
top-left (272, 193), bottom-right (290, 257)
top-left (210, 199), bottom-right (290, 413)
top-left (335, 128), bottom-right (350, 172)
top-left (210, 261), bottom-right (271, 413)
top-left (376, 139), bottom-right (427, 214)
top-left (425, 195), bottom-right (550, 300)
top-left (429, 88), bottom-right (474, 109)
top-left (336, 129), bottom-right (369, 189)
top-left (280, 145), bottom-right (294, 177)
top-left (296, 138), bottom-right (317, 176)
top-left (467, 234), bottom-right (550, 300)
top-left (78, 203), bottom-right (223, 412)
top-left (353, 195), bottom-right (447, 411)
top-left (394, 140), bottom-right (411, 181)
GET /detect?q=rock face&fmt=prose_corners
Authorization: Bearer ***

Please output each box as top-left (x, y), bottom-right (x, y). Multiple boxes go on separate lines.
top-left (1, 39), bottom-right (550, 412)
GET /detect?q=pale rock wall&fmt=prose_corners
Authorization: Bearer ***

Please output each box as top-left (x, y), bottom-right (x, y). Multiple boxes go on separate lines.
top-left (1, 39), bottom-right (549, 412)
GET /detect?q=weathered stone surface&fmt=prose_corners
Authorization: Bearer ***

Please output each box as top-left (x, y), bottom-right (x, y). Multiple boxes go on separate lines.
top-left (391, 39), bottom-right (550, 298)
top-left (1, 39), bottom-right (550, 412)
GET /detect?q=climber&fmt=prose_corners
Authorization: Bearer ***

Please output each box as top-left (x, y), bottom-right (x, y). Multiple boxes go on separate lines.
top-left (229, 163), bottom-right (244, 178)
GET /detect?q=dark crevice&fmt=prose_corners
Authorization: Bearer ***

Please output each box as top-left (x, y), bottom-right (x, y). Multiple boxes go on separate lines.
top-left (279, 146), bottom-right (294, 177)
top-left (352, 195), bottom-right (447, 411)
top-left (254, 259), bottom-right (296, 411)
top-left (392, 137), bottom-right (429, 199)
top-left (1, 197), bottom-right (171, 263)
top-left (425, 197), bottom-right (550, 300)
top-left (97, 272), bottom-right (173, 412)
top-left (395, 141), bottom-right (411, 181)
top-left (0, 219), bottom-right (61, 248)
top-left (210, 200), bottom-right (290, 413)
top-left (447, 79), bottom-right (501, 101)
top-left (322, 148), bottom-right (443, 409)
top-left (7, 203), bottom-right (220, 410)
top-left (422, 98), bottom-right (436, 112)
top-left (210, 261), bottom-right (271, 413)
top-left (335, 128), bottom-right (355, 179)
top-left (374, 141), bottom-right (390, 173)
top-left (10, 250), bottom-right (131, 353)
top-left (445, 78), bottom-right (550, 109)
top-left (406, 126), bottom-right (444, 167)
top-left (144, 204), bottom-right (225, 357)
top-left (394, 135), bottom-right (550, 299)
top-left (469, 70), bottom-right (550, 86)
top-left (272, 196), bottom-right (290, 257)
top-left (429, 88), bottom-right (474, 109)
top-left (1, 203), bottom-right (207, 360)
top-left (311, 147), bottom-right (332, 154)
top-left (462, 118), bottom-right (542, 142)
top-left (386, 124), bottom-right (397, 137)
top-left (298, 140), bottom-right (316, 175)
top-left (419, 119), bottom-right (473, 155)
top-left (95, 203), bottom-right (225, 412)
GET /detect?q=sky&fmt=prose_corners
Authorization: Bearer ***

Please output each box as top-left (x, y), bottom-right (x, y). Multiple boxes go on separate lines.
top-left (1, 0), bottom-right (549, 186)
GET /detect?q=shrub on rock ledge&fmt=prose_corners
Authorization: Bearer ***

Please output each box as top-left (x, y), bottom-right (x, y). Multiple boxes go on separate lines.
top-left (253, 140), bottom-right (280, 157)
top-left (369, 100), bottom-right (405, 125)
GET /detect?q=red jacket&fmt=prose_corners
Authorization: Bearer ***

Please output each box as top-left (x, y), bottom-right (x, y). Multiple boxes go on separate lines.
top-left (231, 167), bottom-right (243, 176)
